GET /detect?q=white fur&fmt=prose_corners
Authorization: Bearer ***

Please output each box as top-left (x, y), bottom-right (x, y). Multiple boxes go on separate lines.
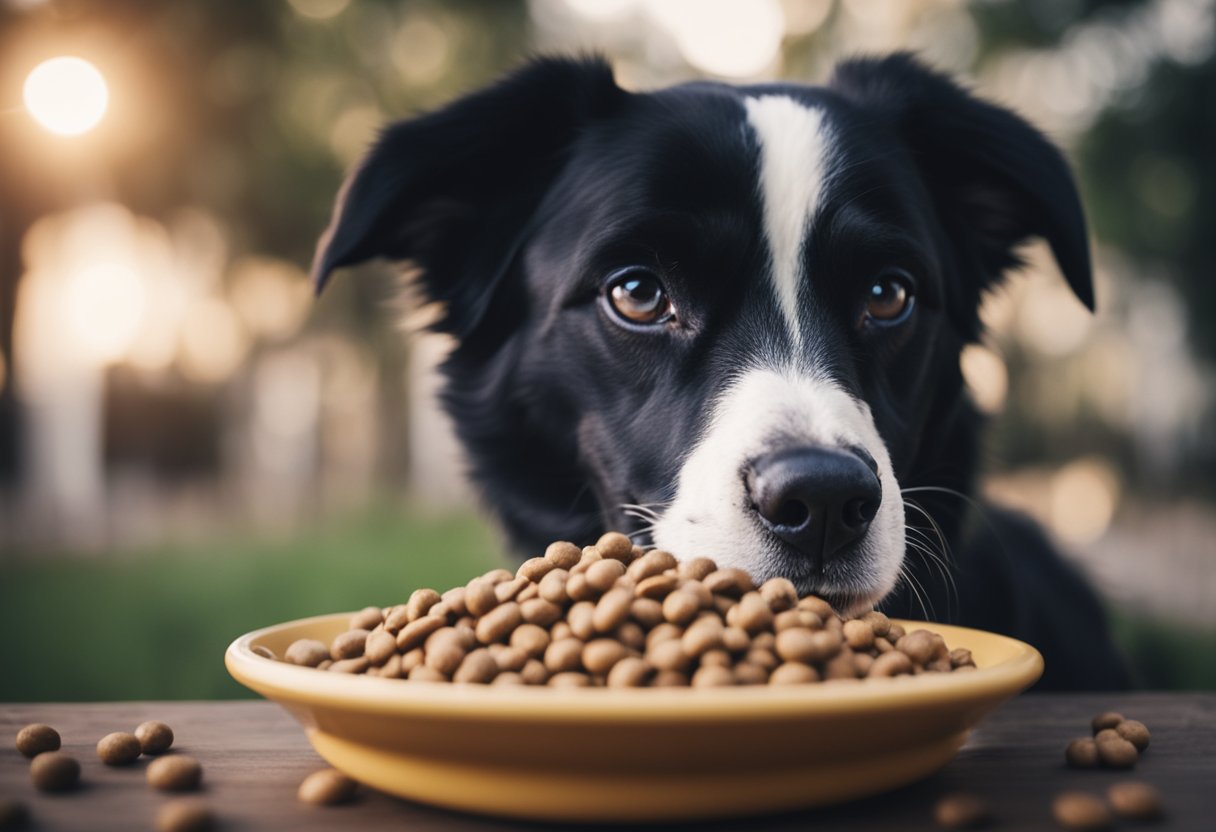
top-left (744, 95), bottom-right (832, 349)
top-left (651, 366), bottom-right (905, 614)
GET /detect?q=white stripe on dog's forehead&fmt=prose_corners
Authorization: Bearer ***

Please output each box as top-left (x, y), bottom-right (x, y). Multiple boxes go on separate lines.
top-left (744, 95), bottom-right (832, 350)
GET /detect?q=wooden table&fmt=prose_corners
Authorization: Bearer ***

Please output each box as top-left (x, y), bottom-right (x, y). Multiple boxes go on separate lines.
top-left (2, 695), bottom-right (1212, 830)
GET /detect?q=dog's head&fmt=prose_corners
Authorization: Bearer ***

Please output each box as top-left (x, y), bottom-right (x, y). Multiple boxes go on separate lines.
top-left (313, 55), bottom-right (1092, 613)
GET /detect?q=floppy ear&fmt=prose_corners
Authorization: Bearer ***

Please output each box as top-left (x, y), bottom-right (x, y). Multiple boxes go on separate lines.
top-left (311, 56), bottom-right (625, 337)
top-left (830, 53), bottom-right (1094, 320)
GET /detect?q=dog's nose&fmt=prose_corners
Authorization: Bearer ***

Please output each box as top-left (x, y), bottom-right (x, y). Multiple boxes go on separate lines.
top-left (746, 447), bottom-right (882, 564)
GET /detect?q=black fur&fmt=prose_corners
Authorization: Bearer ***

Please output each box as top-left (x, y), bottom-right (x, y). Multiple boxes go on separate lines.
top-left (313, 54), bottom-right (1130, 690)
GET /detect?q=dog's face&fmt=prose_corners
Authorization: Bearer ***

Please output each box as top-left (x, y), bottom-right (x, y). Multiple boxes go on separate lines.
top-left (314, 56), bottom-right (1093, 614)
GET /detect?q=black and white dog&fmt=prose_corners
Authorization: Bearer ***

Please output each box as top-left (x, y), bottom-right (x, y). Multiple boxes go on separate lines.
top-left (313, 54), bottom-right (1130, 690)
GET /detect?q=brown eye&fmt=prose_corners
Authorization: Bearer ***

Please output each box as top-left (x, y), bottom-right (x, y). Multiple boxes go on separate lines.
top-left (606, 268), bottom-right (674, 325)
top-left (864, 271), bottom-right (915, 324)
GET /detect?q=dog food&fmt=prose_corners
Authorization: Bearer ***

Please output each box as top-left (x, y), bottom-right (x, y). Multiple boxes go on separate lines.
top-left (276, 532), bottom-right (977, 687)
top-left (155, 799), bottom-right (215, 832)
top-left (0, 798), bottom-right (30, 830)
top-left (136, 720), bottom-right (175, 755)
top-left (1106, 781), bottom-right (1163, 820)
top-left (1052, 792), bottom-right (1112, 831)
top-left (29, 751), bottom-right (80, 792)
top-left (147, 755), bottom-right (203, 792)
top-left (14, 723), bottom-right (59, 758)
top-left (298, 768), bottom-right (359, 805)
top-left (97, 731), bottom-right (142, 765)
top-left (933, 793), bottom-right (990, 829)
top-left (1068, 712), bottom-right (1150, 769)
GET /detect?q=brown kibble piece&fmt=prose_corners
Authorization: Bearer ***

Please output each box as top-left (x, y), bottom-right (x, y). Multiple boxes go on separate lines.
top-left (544, 638), bottom-right (585, 673)
top-left (606, 656), bottom-right (652, 687)
top-left (677, 557), bottom-right (717, 580)
top-left (933, 792), bottom-right (990, 829)
top-left (734, 592), bottom-right (774, 634)
top-left (1095, 735), bottom-right (1138, 769)
top-left (1106, 781), bottom-right (1163, 820)
top-left (1065, 738), bottom-right (1100, 769)
top-left (592, 587), bottom-right (633, 632)
top-left (637, 573), bottom-right (679, 599)
top-left (647, 638), bottom-right (692, 672)
top-left (682, 616), bottom-right (724, 657)
top-left (0, 798), bottom-right (30, 830)
top-left (364, 630), bottom-right (397, 666)
top-left (702, 568), bottom-right (754, 597)
top-left (691, 665), bottom-right (735, 687)
top-left (97, 732), bottom-right (142, 765)
top-left (286, 639), bottom-right (330, 668)
top-left (585, 558), bottom-right (627, 592)
top-left (545, 541), bottom-right (582, 569)
top-left (510, 623), bottom-right (551, 656)
top-left (1051, 792), bottom-right (1112, 831)
top-left (758, 577), bottom-right (798, 611)
top-left (843, 619), bottom-right (875, 650)
top-left (30, 752), bottom-right (80, 792)
top-left (583, 639), bottom-right (631, 675)
top-left (775, 628), bottom-right (817, 663)
top-left (769, 662), bottom-right (820, 685)
top-left (1115, 719), bottom-right (1150, 751)
top-left (548, 672), bottom-right (591, 688)
top-left (298, 767), bottom-right (358, 805)
top-left (1091, 711), bottom-right (1124, 733)
top-left (869, 651), bottom-right (913, 677)
top-left (662, 590), bottom-right (701, 625)
top-left (350, 605), bottom-right (383, 631)
top-left (896, 630), bottom-right (939, 665)
top-left (406, 588), bottom-right (442, 622)
top-left (155, 799), bottom-right (215, 832)
top-left (396, 615), bottom-right (444, 651)
top-left (331, 629), bottom-right (369, 661)
top-left (453, 649), bottom-right (499, 684)
top-left (15, 724), bottom-right (60, 758)
top-left (148, 754), bottom-right (203, 792)
top-left (596, 531), bottom-right (634, 561)
top-left (517, 557), bottom-right (554, 582)
top-left (251, 645), bottom-right (276, 660)
top-left (465, 579), bottom-right (499, 617)
top-left (476, 601), bottom-right (523, 644)
top-left (862, 610), bottom-right (891, 636)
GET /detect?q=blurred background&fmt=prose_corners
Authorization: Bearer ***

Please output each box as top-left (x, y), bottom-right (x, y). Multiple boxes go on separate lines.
top-left (1, 0), bottom-right (1213, 700)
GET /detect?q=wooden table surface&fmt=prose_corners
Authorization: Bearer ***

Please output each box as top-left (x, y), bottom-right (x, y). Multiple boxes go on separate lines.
top-left (2, 694), bottom-right (1213, 830)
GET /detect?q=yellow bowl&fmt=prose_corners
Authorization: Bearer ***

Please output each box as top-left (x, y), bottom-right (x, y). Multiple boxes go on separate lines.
top-left (226, 612), bottom-right (1041, 822)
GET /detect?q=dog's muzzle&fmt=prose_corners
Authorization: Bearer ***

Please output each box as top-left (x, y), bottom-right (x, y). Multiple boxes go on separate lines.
top-left (745, 445), bottom-right (882, 569)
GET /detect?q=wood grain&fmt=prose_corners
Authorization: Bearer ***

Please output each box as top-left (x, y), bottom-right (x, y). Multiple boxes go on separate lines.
top-left (2, 694), bottom-right (1213, 830)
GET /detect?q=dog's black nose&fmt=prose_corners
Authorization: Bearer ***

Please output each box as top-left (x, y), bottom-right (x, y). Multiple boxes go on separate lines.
top-left (746, 447), bottom-right (882, 564)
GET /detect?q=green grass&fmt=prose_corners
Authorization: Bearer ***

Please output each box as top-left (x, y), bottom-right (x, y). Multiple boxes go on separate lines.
top-left (2, 507), bottom-right (1212, 700)
top-left (0, 505), bottom-right (501, 701)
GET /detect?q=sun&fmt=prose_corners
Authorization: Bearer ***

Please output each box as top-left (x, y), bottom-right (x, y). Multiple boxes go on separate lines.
top-left (23, 56), bottom-right (109, 136)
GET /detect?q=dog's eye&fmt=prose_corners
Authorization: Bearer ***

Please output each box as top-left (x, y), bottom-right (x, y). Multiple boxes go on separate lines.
top-left (605, 268), bottom-right (674, 326)
top-left (864, 270), bottom-right (915, 325)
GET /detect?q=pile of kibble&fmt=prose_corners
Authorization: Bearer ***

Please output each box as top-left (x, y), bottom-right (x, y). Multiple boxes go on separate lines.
top-left (267, 533), bottom-right (977, 687)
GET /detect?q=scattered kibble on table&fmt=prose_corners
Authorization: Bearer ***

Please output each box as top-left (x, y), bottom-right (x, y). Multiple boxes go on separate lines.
top-left (14, 724), bottom-right (60, 758)
top-left (1106, 781), bottom-right (1163, 820)
top-left (155, 798), bottom-right (216, 832)
top-left (298, 768), bottom-right (359, 806)
top-left (29, 751), bottom-right (81, 793)
top-left (96, 731), bottom-right (142, 766)
top-left (147, 754), bottom-right (203, 792)
top-left (0, 798), bottom-right (31, 831)
top-left (932, 792), bottom-right (990, 829)
top-left (135, 721), bottom-right (175, 755)
top-left (1052, 792), bottom-right (1112, 831)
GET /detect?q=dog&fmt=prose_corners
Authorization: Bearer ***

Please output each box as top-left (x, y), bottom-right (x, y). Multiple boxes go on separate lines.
top-left (311, 54), bottom-right (1130, 690)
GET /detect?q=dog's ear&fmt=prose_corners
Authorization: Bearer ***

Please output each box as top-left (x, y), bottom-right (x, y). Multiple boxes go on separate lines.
top-left (830, 53), bottom-right (1094, 321)
top-left (311, 56), bottom-right (625, 337)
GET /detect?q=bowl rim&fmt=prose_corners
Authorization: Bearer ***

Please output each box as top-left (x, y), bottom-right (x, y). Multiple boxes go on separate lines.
top-left (226, 612), bottom-right (1043, 722)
